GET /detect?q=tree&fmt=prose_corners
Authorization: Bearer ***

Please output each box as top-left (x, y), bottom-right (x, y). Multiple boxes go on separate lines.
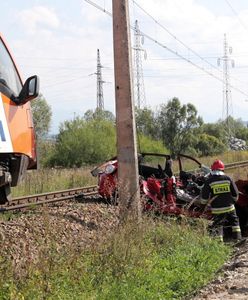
top-left (31, 95), bottom-right (52, 168)
top-left (157, 98), bottom-right (202, 155)
top-left (200, 122), bottom-right (227, 145)
top-left (138, 134), bottom-right (168, 154)
top-left (194, 133), bottom-right (227, 157)
top-left (84, 108), bottom-right (115, 123)
top-left (135, 107), bottom-right (158, 139)
top-left (46, 117), bottom-right (116, 167)
top-left (220, 116), bottom-right (248, 140)
top-left (31, 94), bottom-right (52, 139)
top-left (236, 127), bottom-right (248, 143)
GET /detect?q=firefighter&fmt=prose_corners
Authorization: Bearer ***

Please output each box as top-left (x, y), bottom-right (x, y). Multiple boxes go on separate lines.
top-left (201, 159), bottom-right (241, 242)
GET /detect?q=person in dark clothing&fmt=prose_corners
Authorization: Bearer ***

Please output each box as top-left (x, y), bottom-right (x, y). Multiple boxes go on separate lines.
top-left (201, 159), bottom-right (241, 242)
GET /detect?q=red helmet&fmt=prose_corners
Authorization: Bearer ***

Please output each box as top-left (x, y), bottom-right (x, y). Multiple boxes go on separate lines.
top-left (211, 159), bottom-right (225, 171)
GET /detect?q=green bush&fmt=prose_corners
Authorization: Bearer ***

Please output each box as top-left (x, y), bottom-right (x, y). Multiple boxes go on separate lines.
top-left (195, 133), bottom-right (227, 157)
top-left (46, 118), bottom-right (116, 167)
top-left (138, 134), bottom-right (169, 154)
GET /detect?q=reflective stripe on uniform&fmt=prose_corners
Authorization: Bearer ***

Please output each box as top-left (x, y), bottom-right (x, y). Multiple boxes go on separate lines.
top-left (200, 198), bottom-right (208, 205)
top-left (209, 180), bottom-right (231, 195)
top-left (211, 204), bottom-right (235, 214)
top-left (213, 235), bottom-right (224, 242)
top-left (209, 180), bottom-right (230, 186)
top-left (232, 226), bottom-right (241, 232)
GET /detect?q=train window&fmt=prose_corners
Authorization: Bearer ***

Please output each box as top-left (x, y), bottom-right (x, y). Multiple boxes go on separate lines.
top-left (0, 38), bottom-right (22, 97)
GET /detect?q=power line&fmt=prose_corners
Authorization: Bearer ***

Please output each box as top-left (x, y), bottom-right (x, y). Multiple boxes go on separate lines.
top-left (83, 0), bottom-right (248, 98)
top-left (139, 29), bottom-right (248, 97)
top-left (16, 56), bottom-right (95, 61)
top-left (224, 0), bottom-right (248, 34)
top-left (84, 0), bottom-right (112, 17)
top-left (132, 1), bottom-right (248, 90)
top-left (149, 54), bottom-right (248, 60)
top-left (132, 0), bottom-right (223, 76)
top-left (42, 75), bottom-right (89, 88)
top-left (19, 65), bottom-right (94, 70)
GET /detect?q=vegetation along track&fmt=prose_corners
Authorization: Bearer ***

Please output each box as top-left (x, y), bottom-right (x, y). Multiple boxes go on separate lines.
top-left (1, 160), bottom-right (248, 213)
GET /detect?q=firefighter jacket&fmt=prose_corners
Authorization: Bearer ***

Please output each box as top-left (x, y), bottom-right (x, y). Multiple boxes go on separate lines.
top-left (201, 173), bottom-right (239, 214)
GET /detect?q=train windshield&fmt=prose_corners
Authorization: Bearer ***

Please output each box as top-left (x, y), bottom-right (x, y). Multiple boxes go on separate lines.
top-left (0, 38), bottom-right (22, 97)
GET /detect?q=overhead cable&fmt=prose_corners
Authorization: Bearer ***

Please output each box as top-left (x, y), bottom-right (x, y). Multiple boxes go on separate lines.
top-left (132, 0), bottom-right (223, 75)
top-left (224, 0), bottom-right (248, 34)
top-left (83, 0), bottom-right (248, 98)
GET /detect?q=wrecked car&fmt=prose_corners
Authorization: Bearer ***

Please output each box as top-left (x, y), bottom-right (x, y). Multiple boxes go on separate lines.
top-left (91, 153), bottom-right (248, 235)
top-left (91, 152), bottom-right (209, 205)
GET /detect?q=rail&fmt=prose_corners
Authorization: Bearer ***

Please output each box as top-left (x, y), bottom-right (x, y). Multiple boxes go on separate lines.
top-left (1, 159), bottom-right (248, 213)
top-left (225, 160), bottom-right (248, 170)
top-left (0, 185), bottom-right (98, 212)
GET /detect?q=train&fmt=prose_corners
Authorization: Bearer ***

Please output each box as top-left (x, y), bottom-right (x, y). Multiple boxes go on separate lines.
top-left (0, 33), bottom-right (39, 204)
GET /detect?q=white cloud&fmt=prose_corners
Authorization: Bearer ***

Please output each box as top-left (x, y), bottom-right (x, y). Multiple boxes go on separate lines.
top-left (17, 6), bottom-right (60, 35)
top-left (130, 0), bottom-right (248, 119)
top-left (6, 0), bottom-right (248, 133)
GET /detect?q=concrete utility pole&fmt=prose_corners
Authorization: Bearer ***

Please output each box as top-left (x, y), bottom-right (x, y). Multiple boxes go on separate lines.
top-left (112, 0), bottom-right (140, 219)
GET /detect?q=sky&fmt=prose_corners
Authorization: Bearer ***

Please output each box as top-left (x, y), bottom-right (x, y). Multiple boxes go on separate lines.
top-left (1, 0), bottom-right (248, 133)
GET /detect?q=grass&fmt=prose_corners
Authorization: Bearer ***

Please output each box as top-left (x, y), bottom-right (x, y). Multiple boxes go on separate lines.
top-left (12, 167), bottom-right (97, 197)
top-left (11, 150), bottom-right (248, 197)
top-left (0, 216), bottom-right (231, 300)
top-left (200, 150), bottom-right (248, 167)
top-left (2, 152), bottom-right (240, 298)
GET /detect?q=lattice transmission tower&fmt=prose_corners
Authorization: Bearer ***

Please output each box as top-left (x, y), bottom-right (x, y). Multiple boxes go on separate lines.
top-left (96, 49), bottom-right (104, 110)
top-left (217, 33), bottom-right (235, 136)
top-left (133, 20), bottom-right (146, 109)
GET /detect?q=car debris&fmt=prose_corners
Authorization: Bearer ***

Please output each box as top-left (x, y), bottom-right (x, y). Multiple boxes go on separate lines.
top-left (91, 153), bottom-right (248, 236)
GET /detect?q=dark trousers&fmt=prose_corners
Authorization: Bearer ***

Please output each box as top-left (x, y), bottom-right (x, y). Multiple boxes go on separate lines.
top-left (209, 210), bottom-right (241, 241)
top-left (235, 204), bottom-right (248, 235)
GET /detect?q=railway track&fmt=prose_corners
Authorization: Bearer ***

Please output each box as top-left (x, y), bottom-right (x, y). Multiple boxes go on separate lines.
top-left (0, 185), bottom-right (99, 212)
top-left (1, 159), bottom-right (248, 213)
top-left (225, 160), bottom-right (248, 170)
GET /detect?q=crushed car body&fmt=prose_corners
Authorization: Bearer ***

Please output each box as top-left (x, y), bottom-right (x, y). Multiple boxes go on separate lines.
top-left (91, 153), bottom-right (248, 235)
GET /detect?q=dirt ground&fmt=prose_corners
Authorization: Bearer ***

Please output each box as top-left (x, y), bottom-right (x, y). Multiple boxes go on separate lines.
top-left (0, 199), bottom-right (119, 275)
top-left (193, 239), bottom-right (248, 300)
top-left (1, 200), bottom-right (248, 299)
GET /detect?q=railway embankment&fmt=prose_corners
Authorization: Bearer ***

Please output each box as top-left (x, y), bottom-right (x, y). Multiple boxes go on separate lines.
top-left (0, 199), bottom-right (230, 299)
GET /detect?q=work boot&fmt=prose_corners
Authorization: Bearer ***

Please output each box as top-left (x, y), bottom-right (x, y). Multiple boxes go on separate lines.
top-left (234, 238), bottom-right (247, 247)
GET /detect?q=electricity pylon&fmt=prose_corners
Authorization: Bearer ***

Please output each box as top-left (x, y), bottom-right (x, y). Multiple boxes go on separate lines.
top-left (133, 20), bottom-right (146, 109)
top-left (96, 49), bottom-right (104, 110)
top-left (217, 33), bottom-right (235, 137)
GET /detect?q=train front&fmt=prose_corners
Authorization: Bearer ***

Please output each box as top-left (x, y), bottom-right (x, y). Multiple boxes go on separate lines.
top-left (0, 33), bottom-right (39, 203)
